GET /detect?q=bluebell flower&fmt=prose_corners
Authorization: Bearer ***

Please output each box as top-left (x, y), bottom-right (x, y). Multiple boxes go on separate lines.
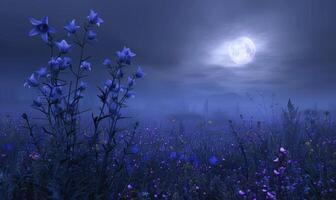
top-left (36, 67), bottom-right (48, 77)
top-left (75, 90), bottom-right (84, 99)
top-left (112, 83), bottom-right (124, 93)
top-left (116, 47), bottom-right (136, 65)
top-left (127, 76), bottom-right (134, 87)
top-left (105, 79), bottom-right (113, 89)
top-left (79, 81), bottom-right (87, 91)
top-left (87, 30), bottom-right (97, 40)
top-left (48, 57), bottom-right (63, 71)
top-left (41, 85), bottom-right (51, 96)
top-left (55, 40), bottom-right (71, 54)
top-left (209, 155), bottom-right (218, 165)
top-left (116, 69), bottom-right (123, 78)
top-left (135, 66), bottom-right (145, 78)
top-left (125, 91), bottom-right (136, 98)
top-left (29, 16), bottom-right (55, 42)
top-left (80, 61), bottom-right (92, 71)
top-left (103, 58), bottom-right (112, 67)
top-left (108, 103), bottom-right (118, 115)
top-left (64, 19), bottom-right (80, 35)
top-left (24, 73), bottom-right (39, 88)
top-left (87, 10), bottom-right (103, 26)
top-left (50, 86), bottom-right (63, 102)
top-left (60, 57), bottom-right (71, 70)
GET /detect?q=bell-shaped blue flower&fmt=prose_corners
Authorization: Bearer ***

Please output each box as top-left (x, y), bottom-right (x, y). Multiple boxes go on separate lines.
top-left (116, 47), bottom-right (136, 65)
top-left (108, 102), bottom-right (118, 115)
top-left (125, 91), bottom-right (136, 98)
top-left (49, 57), bottom-right (63, 71)
top-left (64, 19), bottom-right (80, 35)
top-left (36, 67), bottom-right (48, 77)
top-left (127, 76), bottom-right (135, 87)
top-left (103, 58), bottom-right (112, 67)
top-left (87, 30), bottom-right (97, 40)
top-left (29, 16), bottom-right (55, 42)
top-left (87, 10), bottom-right (103, 26)
top-left (60, 57), bottom-right (71, 70)
top-left (80, 61), bottom-right (92, 71)
top-left (105, 79), bottom-right (113, 89)
top-left (50, 86), bottom-right (63, 102)
top-left (116, 69), bottom-right (124, 78)
top-left (135, 66), bottom-right (145, 78)
top-left (55, 40), bottom-right (71, 54)
top-left (24, 73), bottom-right (39, 88)
top-left (41, 85), bottom-right (51, 96)
top-left (78, 81), bottom-right (87, 91)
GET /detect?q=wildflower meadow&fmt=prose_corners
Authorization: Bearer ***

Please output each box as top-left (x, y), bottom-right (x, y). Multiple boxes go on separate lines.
top-left (0, 9), bottom-right (335, 200)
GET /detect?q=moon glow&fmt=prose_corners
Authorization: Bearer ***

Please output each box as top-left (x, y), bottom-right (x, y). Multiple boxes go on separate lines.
top-left (228, 37), bottom-right (256, 65)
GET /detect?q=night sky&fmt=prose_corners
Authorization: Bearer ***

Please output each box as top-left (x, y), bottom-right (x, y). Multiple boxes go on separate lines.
top-left (1, 0), bottom-right (336, 116)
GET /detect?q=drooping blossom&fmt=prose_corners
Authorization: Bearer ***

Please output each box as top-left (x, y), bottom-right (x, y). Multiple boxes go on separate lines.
top-left (36, 67), bottom-right (48, 77)
top-left (78, 81), bottom-right (87, 91)
top-left (80, 61), bottom-right (92, 71)
top-left (64, 19), bottom-right (80, 35)
top-left (87, 10), bottom-right (103, 26)
top-left (125, 91), bottom-right (136, 98)
top-left (87, 30), bottom-right (97, 40)
top-left (24, 73), bottom-right (39, 88)
top-left (103, 58), bottom-right (112, 67)
top-left (127, 76), bottom-right (134, 87)
top-left (116, 69), bottom-right (124, 78)
top-left (55, 40), bottom-right (71, 54)
top-left (116, 47), bottom-right (136, 65)
top-left (60, 57), bottom-right (71, 70)
top-left (49, 57), bottom-right (61, 71)
top-left (135, 66), bottom-right (145, 78)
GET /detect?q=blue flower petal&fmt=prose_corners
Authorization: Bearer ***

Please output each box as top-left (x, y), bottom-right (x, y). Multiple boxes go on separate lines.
top-left (29, 28), bottom-right (39, 36)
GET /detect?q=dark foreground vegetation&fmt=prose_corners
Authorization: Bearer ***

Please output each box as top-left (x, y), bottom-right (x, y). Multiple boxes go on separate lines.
top-left (1, 101), bottom-right (336, 199)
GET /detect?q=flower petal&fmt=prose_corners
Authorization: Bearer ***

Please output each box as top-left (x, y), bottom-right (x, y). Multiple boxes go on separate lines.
top-left (29, 28), bottom-right (39, 36)
top-left (30, 17), bottom-right (41, 25)
top-left (41, 33), bottom-right (48, 42)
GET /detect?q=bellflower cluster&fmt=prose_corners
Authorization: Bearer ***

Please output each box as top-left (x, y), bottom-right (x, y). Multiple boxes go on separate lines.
top-left (21, 10), bottom-right (144, 199)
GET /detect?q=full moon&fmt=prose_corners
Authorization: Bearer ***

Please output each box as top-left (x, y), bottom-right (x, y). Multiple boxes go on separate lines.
top-left (228, 37), bottom-right (256, 65)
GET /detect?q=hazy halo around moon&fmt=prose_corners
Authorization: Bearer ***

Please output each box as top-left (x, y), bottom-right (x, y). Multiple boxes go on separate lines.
top-left (228, 37), bottom-right (256, 65)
